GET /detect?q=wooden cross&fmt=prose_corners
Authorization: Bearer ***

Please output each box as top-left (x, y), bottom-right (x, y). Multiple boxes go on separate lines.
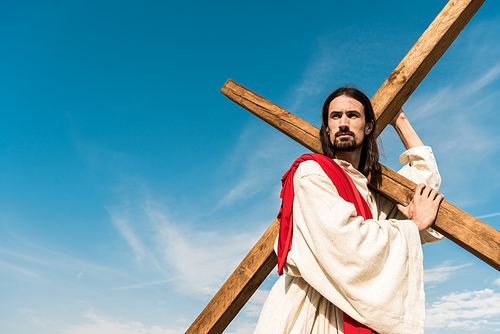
top-left (185, 0), bottom-right (500, 333)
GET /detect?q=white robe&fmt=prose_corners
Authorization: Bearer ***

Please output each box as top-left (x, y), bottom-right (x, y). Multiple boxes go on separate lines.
top-left (254, 146), bottom-right (444, 334)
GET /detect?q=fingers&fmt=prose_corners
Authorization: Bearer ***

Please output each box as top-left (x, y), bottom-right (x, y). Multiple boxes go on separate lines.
top-left (421, 184), bottom-right (431, 197)
top-left (428, 188), bottom-right (438, 200)
top-left (390, 108), bottom-right (405, 127)
top-left (414, 183), bottom-right (426, 197)
top-left (429, 189), bottom-right (444, 202)
top-left (414, 184), bottom-right (443, 201)
top-left (436, 193), bottom-right (445, 203)
top-left (406, 184), bottom-right (445, 231)
top-left (397, 203), bottom-right (409, 218)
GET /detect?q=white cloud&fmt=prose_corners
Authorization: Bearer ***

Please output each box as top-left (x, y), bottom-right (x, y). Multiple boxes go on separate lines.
top-left (106, 198), bottom-right (267, 296)
top-left (109, 278), bottom-right (177, 291)
top-left (20, 308), bottom-right (55, 328)
top-left (448, 319), bottom-right (500, 331)
top-left (217, 129), bottom-right (299, 209)
top-left (467, 61), bottom-right (500, 95)
top-left (426, 288), bottom-right (500, 331)
top-left (106, 207), bottom-right (164, 274)
top-left (477, 211), bottom-right (500, 220)
top-left (285, 41), bottom-right (337, 116)
top-left (401, 60), bottom-right (500, 208)
top-left (0, 241), bottom-right (122, 283)
top-left (63, 309), bottom-right (185, 334)
top-left (424, 261), bottom-right (471, 284)
top-left (0, 259), bottom-right (40, 278)
top-left (110, 217), bottom-right (148, 262)
top-left (224, 322), bottom-right (259, 334)
top-left (242, 289), bottom-right (270, 319)
top-left (146, 201), bottom-right (263, 295)
top-left (494, 277), bottom-right (500, 286)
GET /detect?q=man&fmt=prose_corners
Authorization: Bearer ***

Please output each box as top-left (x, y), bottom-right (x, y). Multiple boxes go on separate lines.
top-left (253, 87), bottom-right (444, 334)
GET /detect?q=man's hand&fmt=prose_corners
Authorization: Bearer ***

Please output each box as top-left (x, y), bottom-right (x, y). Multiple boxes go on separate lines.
top-left (390, 108), bottom-right (405, 127)
top-left (389, 108), bottom-right (425, 150)
top-left (397, 183), bottom-right (445, 231)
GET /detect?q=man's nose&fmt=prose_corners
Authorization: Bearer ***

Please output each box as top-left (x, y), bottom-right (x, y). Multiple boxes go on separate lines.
top-left (339, 114), bottom-right (349, 127)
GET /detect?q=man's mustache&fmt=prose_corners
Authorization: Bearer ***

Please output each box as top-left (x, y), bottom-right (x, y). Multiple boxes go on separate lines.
top-left (335, 130), bottom-right (355, 138)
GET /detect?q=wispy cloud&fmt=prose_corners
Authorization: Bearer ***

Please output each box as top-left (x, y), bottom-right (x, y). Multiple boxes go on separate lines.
top-left (64, 309), bottom-right (185, 334)
top-left (468, 61), bottom-right (500, 94)
top-left (111, 217), bottom-right (148, 261)
top-left (19, 308), bottom-right (55, 329)
top-left (241, 289), bottom-right (270, 319)
top-left (424, 261), bottom-right (472, 284)
top-left (146, 201), bottom-right (263, 295)
top-left (477, 211), bottom-right (500, 220)
top-left (0, 259), bottom-right (40, 278)
top-left (285, 41), bottom-right (338, 116)
top-left (426, 288), bottom-right (500, 331)
top-left (224, 322), bottom-right (260, 334)
top-left (0, 235), bottom-right (122, 283)
top-left (401, 61), bottom-right (500, 208)
top-left (494, 277), bottom-right (500, 286)
top-left (109, 278), bottom-right (179, 291)
top-left (106, 206), bottom-right (165, 274)
top-left (409, 60), bottom-right (500, 124)
top-left (106, 198), bottom-right (268, 296)
top-left (448, 319), bottom-right (500, 331)
top-left (217, 127), bottom-right (301, 209)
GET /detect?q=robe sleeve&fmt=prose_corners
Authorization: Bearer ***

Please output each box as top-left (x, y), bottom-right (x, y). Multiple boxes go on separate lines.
top-left (398, 146), bottom-right (441, 190)
top-left (284, 160), bottom-right (426, 333)
top-left (378, 146), bottom-right (445, 244)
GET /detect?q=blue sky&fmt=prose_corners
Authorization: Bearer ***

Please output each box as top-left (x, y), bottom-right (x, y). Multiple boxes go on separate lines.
top-left (1, 0), bottom-right (500, 333)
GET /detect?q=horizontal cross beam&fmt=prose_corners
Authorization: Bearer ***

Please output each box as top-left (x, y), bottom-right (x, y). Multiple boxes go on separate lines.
top-left (222, 78), bottom-right (500, 272)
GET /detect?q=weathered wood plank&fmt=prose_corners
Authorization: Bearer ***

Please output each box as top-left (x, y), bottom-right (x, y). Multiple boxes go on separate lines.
top-left (372, 0), bottom-right (486, 136)
top-left (185, 219), bottom-right (278, 334)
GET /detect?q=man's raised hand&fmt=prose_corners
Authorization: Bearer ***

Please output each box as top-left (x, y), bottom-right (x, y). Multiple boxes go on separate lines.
top-left (397, 183), bottom-right (445, 231)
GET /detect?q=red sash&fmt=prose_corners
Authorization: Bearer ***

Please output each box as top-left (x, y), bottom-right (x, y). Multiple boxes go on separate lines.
top-left (277, 153), bottom-right (377, 334)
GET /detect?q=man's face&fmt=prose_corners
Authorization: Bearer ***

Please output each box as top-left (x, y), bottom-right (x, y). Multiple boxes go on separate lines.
top-left (327, 95), bottom-right (373, 152)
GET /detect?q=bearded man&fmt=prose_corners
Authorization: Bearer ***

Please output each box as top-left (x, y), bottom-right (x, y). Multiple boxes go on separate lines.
top-left (253, 87), bottom-right (444, 334)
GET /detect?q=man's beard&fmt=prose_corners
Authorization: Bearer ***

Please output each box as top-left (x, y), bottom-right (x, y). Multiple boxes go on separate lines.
top-left (333, 131), bottom-right (363, 152)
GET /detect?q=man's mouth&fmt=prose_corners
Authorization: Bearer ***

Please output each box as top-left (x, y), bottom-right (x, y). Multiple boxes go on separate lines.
top-left (335, 132), bottom-right (354, 138)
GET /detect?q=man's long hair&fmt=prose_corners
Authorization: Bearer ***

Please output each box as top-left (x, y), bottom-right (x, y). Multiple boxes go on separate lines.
top-left (319, 86), bottom-right (380, 177)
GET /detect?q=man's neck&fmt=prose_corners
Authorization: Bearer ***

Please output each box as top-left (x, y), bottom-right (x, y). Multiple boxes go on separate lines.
top-left (335, 149), bottom-right (362, 170)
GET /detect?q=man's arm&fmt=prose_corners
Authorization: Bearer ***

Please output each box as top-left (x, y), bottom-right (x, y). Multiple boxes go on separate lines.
top-left (385, 108), bottom-right (445, 242)
top-left (390, 108), bottom-right (424, 149)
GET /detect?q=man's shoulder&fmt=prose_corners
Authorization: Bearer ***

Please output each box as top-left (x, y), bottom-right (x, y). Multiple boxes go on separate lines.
top-left (294, 159), bottom-right (331, 179)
